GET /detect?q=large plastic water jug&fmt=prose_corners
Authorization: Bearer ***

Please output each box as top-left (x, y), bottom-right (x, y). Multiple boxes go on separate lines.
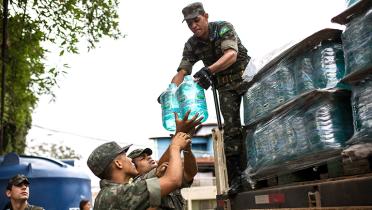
top-left (159, 83), bottom-right (180, 131)
top-left (176, 75), bottom-right (208, 122)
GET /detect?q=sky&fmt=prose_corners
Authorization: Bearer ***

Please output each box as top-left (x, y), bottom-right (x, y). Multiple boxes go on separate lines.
top-left (25, 0), bottom-right (347, 188)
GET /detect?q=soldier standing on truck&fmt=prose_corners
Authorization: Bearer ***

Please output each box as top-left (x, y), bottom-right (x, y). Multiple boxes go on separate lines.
top-left (170, 2), bottom-right (251, 196)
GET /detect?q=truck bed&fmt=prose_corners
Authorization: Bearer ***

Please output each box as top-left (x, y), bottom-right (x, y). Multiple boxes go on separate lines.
top-left (231, 173), bottom-right (372, 210)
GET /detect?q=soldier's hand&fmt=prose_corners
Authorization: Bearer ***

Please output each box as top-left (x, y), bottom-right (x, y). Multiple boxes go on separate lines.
top-left (194, 67), bottom-right (213, 90)
top-left (171, 132), bottom-right (192, 150)
top-left (156, 162), bottom-right (168, 178)
top-left (175, 110), bottom-right (203, 136)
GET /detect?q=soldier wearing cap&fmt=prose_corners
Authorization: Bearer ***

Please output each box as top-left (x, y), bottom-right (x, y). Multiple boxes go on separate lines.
top-left (129, 145), bottom-right (196, 210)
top-left (87, 112), bottom-right (202, 210)
top-left (4, 174), bottom-right (44, 210)
top-left (128, 148), bottom-right (158, 179)
top-left (88, 136), bottom-right (186, 210)
top-left (170, 2), bottom-right (250, 196)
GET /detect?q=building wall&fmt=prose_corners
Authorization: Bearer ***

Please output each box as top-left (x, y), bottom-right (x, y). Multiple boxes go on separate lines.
top-left (153, 136), bottom-right (214, 160)
top-left (182, 186), bottom-right (217, 210)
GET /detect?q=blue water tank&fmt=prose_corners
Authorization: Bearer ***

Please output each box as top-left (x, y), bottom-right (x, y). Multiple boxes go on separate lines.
top-left (0, 152), bottom-right (91, 210)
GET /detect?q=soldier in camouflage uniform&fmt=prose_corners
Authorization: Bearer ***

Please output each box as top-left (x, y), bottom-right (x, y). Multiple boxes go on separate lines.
top-left (87, 136), bottom-right (189, 210)
top-left (4, 174), bottom-right (44, 210)
top-left (171, 2), bottom-right (250, 195)
top-left (128, 145), bottom-right (196, 210)
top-left (87, 112), bottom-right (202, 210)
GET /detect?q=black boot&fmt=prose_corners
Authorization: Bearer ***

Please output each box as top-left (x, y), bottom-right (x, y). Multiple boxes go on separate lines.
top-left (227, 176), bottom-right (243, 198)
top-left (226, 155), bottom-right (244, 198)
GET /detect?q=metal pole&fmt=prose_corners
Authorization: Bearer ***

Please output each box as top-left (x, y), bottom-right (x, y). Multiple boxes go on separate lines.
top-left (1, 0), bottom-right (9, 153)
top-left (211, 83), bottom-right (223, 130)
top-left (211, 85), bottom-right (231, 210)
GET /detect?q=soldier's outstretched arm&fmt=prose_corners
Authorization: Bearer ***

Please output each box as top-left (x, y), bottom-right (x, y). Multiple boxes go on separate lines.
top-left (183, 143), bottom-right (198, 182)
top-left (157, 110), bottom-right (203, 166)
top-left (158, 132), bottom-right (191, 197)
top-left (171, 69), bottom-right (188, 86)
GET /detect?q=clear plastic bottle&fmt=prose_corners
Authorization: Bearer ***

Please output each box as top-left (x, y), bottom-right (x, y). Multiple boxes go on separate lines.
top-left (294, 56), bottom-right (315, 94)
top-left (313, 42), bottom-right (345, 88)
top-left (278, 65), bottom-right (295, 103)
top-left (159, 83), bottom-right (180, 131)
top-left (345, 0), bottom-right (360, 7)
top-left (176, 75), bottom-right (208, 122)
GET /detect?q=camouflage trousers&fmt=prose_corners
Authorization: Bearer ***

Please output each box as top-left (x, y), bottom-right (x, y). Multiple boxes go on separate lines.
top-left (218, 80), bottom-right (249, 185)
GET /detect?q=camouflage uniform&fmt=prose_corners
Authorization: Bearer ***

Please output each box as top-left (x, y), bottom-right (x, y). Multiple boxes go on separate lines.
top-left (87, 142), bottom-right (161, 210)
top-left (25, 205), bottom-right (44, 210)
top-left (94, 178), bottom-right (161, 210)
top-left (178, 20), bottom-right (250, 185)
top-left (5, 175), bottom-right (45, 210)
top-left (133, 169), bottom-right (191, 210)
top-left (3, 204), bottom-right (44, 210)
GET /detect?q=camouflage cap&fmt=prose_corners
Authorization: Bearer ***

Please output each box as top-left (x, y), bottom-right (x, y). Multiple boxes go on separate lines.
top-left (87, 141), bottom-right (132, 178)
top-left (127, 148), bottom-right (152, 159)
top-left (7, 174), bottom-right (30, 190)
top-left (182, 2), bottom-right (205, 22)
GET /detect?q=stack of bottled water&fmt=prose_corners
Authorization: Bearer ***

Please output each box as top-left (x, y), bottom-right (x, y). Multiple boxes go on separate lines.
top-left (246, 92), bottom-right (354, 172)
top-left (342, 7), bottom-right (372, 75)
top-left (244, 39), bottom-right (346, 125)
top-left (244, 63), bottom-right (296, 125)
top-left (159, 75), bottom-right (208, 131)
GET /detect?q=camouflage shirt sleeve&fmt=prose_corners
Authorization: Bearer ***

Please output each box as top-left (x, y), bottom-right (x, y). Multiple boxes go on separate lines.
top-left (219, 22), bottom-right (239, 53)
top-left (94, 178), bottom-right (161, 209)
top-left (145, 177), bottom-right (161, 206)
top-left (177, 39), bottom-right (198, 75)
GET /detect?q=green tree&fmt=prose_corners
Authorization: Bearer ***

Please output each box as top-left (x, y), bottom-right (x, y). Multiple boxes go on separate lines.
top-left (1, 0), bottom-right (122, 154)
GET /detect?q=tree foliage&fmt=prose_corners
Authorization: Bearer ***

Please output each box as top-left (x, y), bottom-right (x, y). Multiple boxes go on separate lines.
top-left (27, 142), bottom-right (82, 160)
top-left (1, 0), bottom-right (122, 154)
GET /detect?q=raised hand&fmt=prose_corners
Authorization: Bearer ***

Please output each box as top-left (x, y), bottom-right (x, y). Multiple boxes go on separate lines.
top-left (171, 132), bottom-right (192, 150)
top-left (175, 110), bottom-right (203, 136)
top-left (156, 162), bottom-right (169, 178)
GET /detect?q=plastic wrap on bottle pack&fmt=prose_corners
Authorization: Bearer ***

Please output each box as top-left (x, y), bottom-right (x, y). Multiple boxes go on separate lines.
top-left (312, 41), bottom-right (347, 89)
top-left (243, 41), bottom-right (346, 125)
top-left (244, 62), bottom-right (296, 125)
top-left (342, 7), bottom-right (372, 75)
top-left (293, 56), bottom-right (315, 93)
top-left (242, 60), bottom-right (258, 82)
top-left (347, 75), bottom-right (372, 144)
top-left (244, 90), bottom-right (354, 180)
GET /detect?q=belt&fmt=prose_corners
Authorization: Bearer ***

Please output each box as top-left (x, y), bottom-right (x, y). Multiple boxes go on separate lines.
top-left (216, 70), bottom-right (244, 86)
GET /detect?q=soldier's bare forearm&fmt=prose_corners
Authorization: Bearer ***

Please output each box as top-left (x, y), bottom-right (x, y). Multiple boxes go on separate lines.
top-left (183, 149), bottom-right (198, 182)
top-left (209, 49), bottom-right (237, 74)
